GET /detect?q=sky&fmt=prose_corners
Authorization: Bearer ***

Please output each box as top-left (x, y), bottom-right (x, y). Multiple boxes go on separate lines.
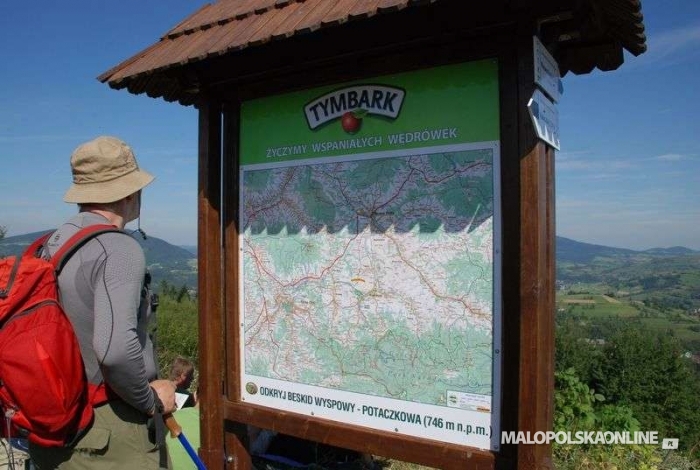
top-left (1, 1), bottom-right (699, 250)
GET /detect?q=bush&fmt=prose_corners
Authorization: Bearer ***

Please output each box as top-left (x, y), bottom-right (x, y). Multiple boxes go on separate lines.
top-left (553, 368), bottom-right (662, 469)
top-left (153, 292), bottom-right (199, 379)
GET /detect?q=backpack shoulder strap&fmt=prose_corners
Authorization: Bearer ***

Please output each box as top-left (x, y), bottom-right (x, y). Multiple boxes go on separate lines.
top-left (50, 224), bottom-right (124, 274)
top-left (22, 231), bottom-right (53, 259)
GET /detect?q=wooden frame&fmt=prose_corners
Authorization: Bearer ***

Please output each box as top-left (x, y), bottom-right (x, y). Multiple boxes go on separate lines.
top-left (195, 16), bottom-right (556, 470)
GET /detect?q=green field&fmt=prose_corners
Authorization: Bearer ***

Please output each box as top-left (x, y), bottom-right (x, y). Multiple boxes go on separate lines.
top-left (557, 290), bottom-right (700, 349)
top-left (557, 293), bottom-right (638, 317)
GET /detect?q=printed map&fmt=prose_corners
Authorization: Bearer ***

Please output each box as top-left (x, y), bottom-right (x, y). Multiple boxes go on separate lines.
top-left (241, 148), bottom-right (495, 406)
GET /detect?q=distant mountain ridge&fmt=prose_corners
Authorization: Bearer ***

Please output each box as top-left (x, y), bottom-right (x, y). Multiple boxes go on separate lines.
top-left (556, 236), bottom-right (698, 264)
top-left (0, 229), bottom-right (197, 290)
top-left (556, 237), bottom-right (700, 311)
top-left (643, 246), bottom-right (696, 256)
top-left (180, 245), bottom-right (197, 256)
top-left (556, 236), bottom-right (637, 264)
top-left (556, 236), bottom-right (700, 263)
top-left (2, 231), bottom-right (696, 291)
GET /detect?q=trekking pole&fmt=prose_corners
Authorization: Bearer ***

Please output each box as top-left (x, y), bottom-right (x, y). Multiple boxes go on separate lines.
top-left (164, 414), bottom-right (207, 470)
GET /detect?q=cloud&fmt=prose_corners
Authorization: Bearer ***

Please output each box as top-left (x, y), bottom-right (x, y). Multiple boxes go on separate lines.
top-left (556, 199), bottom-right (700, 250)
top-left (635, 23), bottom-right (700, 66)
top-left (556, 199), bottom-right (596, 209)
top-left (556, 151), bottom-right (597, 171)
top-left (556, 158), bottom-right (594, 171)
top-left (653, 153), bottom-right (688, 162)
top-left (0, 199), bottom-right (51, 208)
top-left (651, 153), bottom-right (698, 162)
top-left (556, 153), bottom-right (637, 173)
top-left (589, 173), bottom-right (624, 180)
top-left (0, 134), bottom-right (80, 143)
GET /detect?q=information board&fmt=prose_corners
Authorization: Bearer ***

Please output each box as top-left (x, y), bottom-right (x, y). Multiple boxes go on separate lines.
top-left (238, 60), bottom-right (502, 450)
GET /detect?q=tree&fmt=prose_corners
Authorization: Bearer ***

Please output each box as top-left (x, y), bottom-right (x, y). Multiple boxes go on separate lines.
top-left (595, 325), bottom-right (700, 451)
top-left (158, 279), bottom-right (177, 297)
top-left (176, 284), bottom-right (190, 303)
top-left (555, 318), bottom-right (603, 385)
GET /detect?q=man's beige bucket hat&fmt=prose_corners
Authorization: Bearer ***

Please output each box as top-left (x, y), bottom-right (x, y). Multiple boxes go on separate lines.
top-left (63, 136), bottom-right (154, 204)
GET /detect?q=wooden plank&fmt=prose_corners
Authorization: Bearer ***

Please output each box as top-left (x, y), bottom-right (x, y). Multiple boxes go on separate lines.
top-left (224, 421), bottom-right (253, 470)
top-left (294, 0), bottom-right (338, 33)
top-left (322, 0), bottom-right (364, 26)
top-left (194, 2), bottom-right (508, 100)
top-left (198, 101), bottom-right (225, 470)
top-left (223, 101), bottom-right (243, 405)
top-left (516, 26), bottom-right (555, 468)
top-left (494, 35), bottom-right (521, 470)
top-left (221, 99), bottom-right (253, 470)
top-left (270, 0), bottom-right (327, 38)
top-left (518, 142), bottom-right (555, 470)
top-left (224, 402), bottom-right (495, 469)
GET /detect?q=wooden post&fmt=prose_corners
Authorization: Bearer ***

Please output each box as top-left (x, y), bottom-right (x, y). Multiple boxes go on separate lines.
top-left (221, 101), bottom-right (254, 470)
top-left (518, 142), bottom-right (556, 469)
top-left (198, 101), bottom-right (225, 470)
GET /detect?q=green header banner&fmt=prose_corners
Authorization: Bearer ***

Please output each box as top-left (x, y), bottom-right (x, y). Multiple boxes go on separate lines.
top-left (240, 60), bottom-right (499, 165)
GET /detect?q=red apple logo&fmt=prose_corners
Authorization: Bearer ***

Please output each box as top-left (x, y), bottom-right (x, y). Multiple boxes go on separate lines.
top-left (341, 110), bottom-right (365, 134)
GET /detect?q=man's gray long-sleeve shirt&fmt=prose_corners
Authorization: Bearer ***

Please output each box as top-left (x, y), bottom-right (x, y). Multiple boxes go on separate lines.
top-left (46, 212), bottom-right (156, 414)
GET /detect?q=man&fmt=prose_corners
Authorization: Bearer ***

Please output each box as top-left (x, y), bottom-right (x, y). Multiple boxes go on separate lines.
top-left (29, 136), bottom-right (177, 469)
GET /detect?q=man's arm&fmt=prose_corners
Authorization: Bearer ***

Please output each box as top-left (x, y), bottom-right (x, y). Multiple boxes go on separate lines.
top-left (91, 234), bottom-right (174, 413)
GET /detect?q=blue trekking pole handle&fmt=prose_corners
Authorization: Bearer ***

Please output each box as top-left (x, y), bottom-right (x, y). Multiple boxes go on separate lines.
top-left (165, 414), bottom-right (208, 470)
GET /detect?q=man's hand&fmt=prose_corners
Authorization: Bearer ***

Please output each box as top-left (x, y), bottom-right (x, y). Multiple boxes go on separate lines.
top-left (149, 379), bottom-right (177, 415)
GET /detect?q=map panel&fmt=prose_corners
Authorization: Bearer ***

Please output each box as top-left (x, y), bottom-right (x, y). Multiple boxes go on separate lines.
top-left (239, 144), bottom-right (499, 448)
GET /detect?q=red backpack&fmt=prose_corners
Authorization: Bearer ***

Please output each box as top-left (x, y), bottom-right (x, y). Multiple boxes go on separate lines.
top-left (0, 224), bottom-right (120, 447)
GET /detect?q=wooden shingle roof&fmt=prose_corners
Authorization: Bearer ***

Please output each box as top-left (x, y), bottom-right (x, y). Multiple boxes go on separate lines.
top-left (99, 0), bottom-right (647, 105)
